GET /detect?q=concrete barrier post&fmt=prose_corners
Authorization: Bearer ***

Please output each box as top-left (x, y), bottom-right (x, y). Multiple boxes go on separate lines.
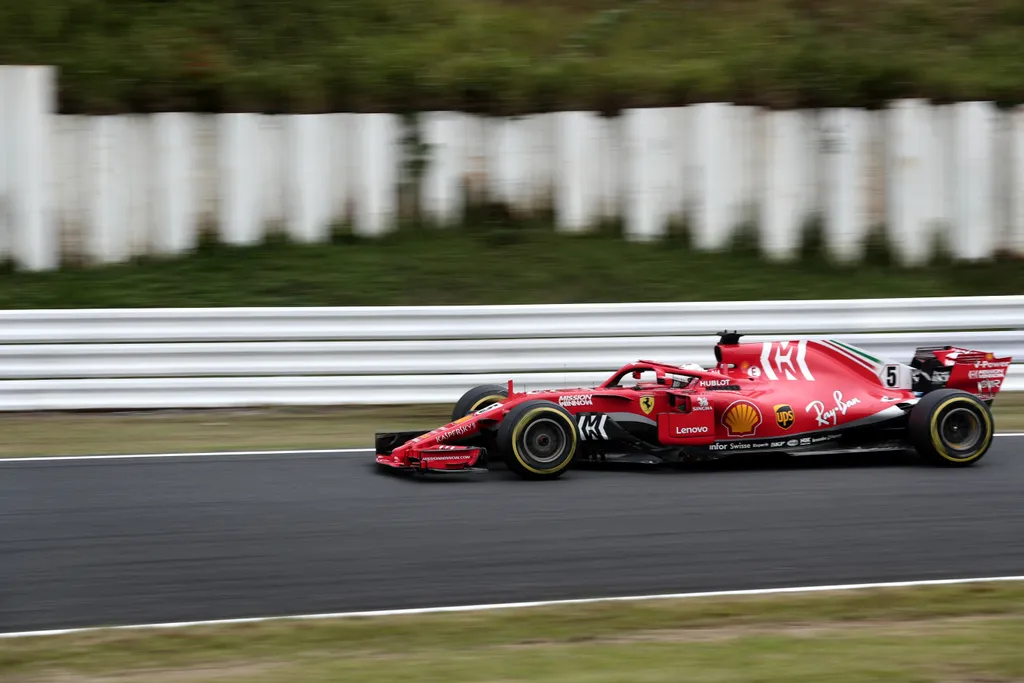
top-left (597, 114), bottom-right (623, 221)
top-left (152, 113), bottom-right (196, 255)
top-left (623, 107), bottom-right (673, 241)
top-left (85, 115), bottom-right (130, 264)
top-left (123, 115), bottom-right (152, 258)
top-left (761, 109), bottom-right (805, 260)
top-left (193, 114), bottom-right (219, 231)
top-left (9, 66), bottom-right (58, 271)
top-left (486, 118), bottom-right (506, 209)
top-left (666, 107), bottom-right (686, 226)
top-left (689, 103), bottom-right (732, 250)
top-left (951, 101), bottom-right (996, 261)
top-left (927, 105), bottom-right (953, 247)
top-left (0, 67), bottom-right (10, 263)
top-left (285, 114), bottom-right (331, 243)
top-left (353, 113), bottom-right (399, 237)
top-left (1010, 106), bottom-right (1024, 256)
top-left (822, 108), bottom-right (868, 263)
top-left (498, 116), bottom-right (534, 214)
top-left (732, 105), bottom-right (759, 232)
top-left (218, 113), bottom-right (262, 245)
top-left (885, 99), bottom-right (932, 265)
top-left (526, 114), bottom-right (555, 213)
top-left (52, 115), bottom-right (86, 260)
top-left (554, 111), bottom-right (597, 232)
top-left (326, 113), bottom-right (352, 227)
top-left (420, 112), bottom-right (463, 226)
top-left (259, 115), bottom-right (285, 232)
top-left (801, 111), bottom-right (823, 226)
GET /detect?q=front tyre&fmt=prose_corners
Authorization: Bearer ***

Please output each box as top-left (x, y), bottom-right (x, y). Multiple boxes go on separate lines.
top-left (497, 400), bottom-right (578, 480)
top-left (451, 384), bottom-right (508, 422)
top-left (908, 389), bottom-right (994, 467)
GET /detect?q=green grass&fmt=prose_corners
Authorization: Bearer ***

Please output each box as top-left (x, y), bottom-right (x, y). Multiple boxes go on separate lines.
top-left (2, 221), bottom-right (1024, 308)
top-left (4, 0), bottom-right (1024, 114)
top-left (0, 405), bottom-right (452, 457)
top-left (3, 582), bottom-right (1023, 682)
top-left (4, 395), bottom-right (1024, 457)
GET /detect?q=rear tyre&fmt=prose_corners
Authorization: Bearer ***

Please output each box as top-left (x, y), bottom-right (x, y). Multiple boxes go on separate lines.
top-left (908, 389), bottom-right (994, 467)
top-left (497, 400), bottom-right (578, 480)
top-left (451, 384), bottom-right (508, 422)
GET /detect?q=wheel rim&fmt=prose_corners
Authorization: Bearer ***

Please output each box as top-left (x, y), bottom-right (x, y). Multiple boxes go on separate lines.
top-left (520, 418), bottom-right (568, 464)
top-left (939, 407), bottom-right (983, 453)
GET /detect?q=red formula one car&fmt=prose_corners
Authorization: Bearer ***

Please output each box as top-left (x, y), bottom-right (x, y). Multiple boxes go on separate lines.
top-left (374, 332), bottom-right (1012, 480)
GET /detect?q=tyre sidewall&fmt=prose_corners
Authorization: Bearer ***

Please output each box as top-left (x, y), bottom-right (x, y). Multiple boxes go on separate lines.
top-left (497, 400), bottom-right (579, 479)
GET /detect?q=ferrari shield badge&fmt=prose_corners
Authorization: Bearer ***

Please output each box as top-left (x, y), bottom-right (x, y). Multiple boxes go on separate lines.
top-left (639, 395), bottom-right (655, 415)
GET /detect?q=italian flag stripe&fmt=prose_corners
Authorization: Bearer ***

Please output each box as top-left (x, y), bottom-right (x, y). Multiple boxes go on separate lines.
top-left (819, 340), bottom-right (876, 372)
top-left (831, 340), bottom-right (882, 366)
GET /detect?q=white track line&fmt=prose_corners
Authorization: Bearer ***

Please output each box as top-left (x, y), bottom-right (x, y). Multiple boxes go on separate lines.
top-left (0, 448), bottom-right (372, 463)
top-left (3, 433), bottom-right (1023, 463)
top-left (3, 575), bottom-right (1023, 639)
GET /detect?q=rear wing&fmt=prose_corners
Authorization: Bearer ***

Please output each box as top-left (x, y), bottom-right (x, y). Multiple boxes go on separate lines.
top-left (910, 346), bottom-right (1012, 401)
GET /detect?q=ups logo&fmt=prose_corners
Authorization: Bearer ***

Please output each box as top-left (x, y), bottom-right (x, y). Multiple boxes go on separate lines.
top-left (774, 404), bottom-right (795, 430)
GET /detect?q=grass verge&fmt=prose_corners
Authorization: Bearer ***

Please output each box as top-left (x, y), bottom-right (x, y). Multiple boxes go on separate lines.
top-left (2, 582), bottom-right (1023, 682)
top-left (3, 224), bottom-right (1024, 309)
top-left (3, 394), bottom-right (1024, 458)
top-left (0, 405), bottom-right (451, 457)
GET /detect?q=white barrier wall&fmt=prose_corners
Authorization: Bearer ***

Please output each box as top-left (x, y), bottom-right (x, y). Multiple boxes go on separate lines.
top-left (5, 67), bottom-right (1024, 270)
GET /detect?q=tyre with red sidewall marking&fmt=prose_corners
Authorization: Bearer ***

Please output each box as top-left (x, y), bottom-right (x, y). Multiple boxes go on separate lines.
top-left (451, 384), bottom-right (508, 422)
top-left (908, 389), bottom-right (994, 467)
top-left (497, 400), bottom-right (579, 480)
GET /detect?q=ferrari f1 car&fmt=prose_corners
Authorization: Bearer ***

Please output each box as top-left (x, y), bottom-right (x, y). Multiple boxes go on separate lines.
top-left (375, 333), bottom-right (1013, 480)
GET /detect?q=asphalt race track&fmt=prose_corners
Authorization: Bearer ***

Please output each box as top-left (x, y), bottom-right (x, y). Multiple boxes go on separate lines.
top-left (2, 439), bottom-right (1023, 633)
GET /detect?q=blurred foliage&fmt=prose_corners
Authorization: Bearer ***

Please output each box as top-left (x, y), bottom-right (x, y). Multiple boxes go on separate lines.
top-left (3, 0), bottom-right (1024, 114)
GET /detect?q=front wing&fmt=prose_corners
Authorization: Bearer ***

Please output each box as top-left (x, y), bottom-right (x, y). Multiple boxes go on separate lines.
top-left (374, 430), bottom-right (488, 474)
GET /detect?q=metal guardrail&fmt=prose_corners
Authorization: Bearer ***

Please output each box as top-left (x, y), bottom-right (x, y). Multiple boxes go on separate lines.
top-left (0, 296), bottom-right (1021, 410)
top-left (3, 296), bottom-right (1024, 343)
top-left (1, 369), bottom-right (1022, 412)
top-left (2, 331), bottom-right (1024, 380)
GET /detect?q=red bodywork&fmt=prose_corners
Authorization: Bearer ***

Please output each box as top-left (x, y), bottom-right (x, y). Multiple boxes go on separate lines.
top-left (375, 337), bottom-right (1012, 473)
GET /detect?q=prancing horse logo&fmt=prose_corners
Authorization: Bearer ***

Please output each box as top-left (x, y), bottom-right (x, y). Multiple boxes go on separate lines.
top-left (639, 395), bottom-right (655, 415)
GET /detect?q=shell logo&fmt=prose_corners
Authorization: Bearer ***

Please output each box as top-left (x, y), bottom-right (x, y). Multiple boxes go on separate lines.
top-left (721, 400), bottom-right (762, 437)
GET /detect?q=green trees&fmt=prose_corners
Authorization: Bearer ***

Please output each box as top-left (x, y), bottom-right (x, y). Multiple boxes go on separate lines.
top-left (3, 0), bottom-right (1023, 115)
